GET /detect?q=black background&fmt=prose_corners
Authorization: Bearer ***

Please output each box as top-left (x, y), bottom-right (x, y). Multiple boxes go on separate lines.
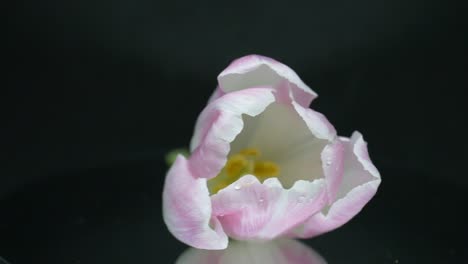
top-left (3, 0), bottom-right (467, 263)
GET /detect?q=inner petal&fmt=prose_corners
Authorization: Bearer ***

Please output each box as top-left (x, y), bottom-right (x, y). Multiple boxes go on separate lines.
top-left (228, 102), bottom-right (329, 189)
top-left (219, 64), bottom-right (282, 93)
top-left (208, 148), bottom-right (280, 194)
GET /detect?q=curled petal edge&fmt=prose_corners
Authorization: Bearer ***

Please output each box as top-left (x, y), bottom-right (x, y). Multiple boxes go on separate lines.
top-left (210, 175), bottom-right (327, 241)
top-left (216, 54), bottom-right (318, 107)
top-left (189, 88), bottom-right (276, 178)
top-left (288, 131), bottom-right (381, 238)
top-left (162, 155), bottom-right (228, 249)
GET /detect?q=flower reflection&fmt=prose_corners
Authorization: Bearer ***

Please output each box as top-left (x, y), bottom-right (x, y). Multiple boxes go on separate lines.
top-left (176, 239), bottom-right (326, 264)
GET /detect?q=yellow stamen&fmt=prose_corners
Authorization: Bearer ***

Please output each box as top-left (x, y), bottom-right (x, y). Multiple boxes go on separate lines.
top-left (239, 148), bottom-right (261, 157)
top-left (225, 154), bottom-right (249, 178)
top-left (208, 148), bottom-right (280, 194)
top-left (210, 182), bottom-right (230, 194)
top-left (254, 161), bottom-right (280, 178)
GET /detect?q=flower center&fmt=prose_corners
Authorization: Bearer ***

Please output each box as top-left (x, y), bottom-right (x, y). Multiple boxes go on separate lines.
top-left (208, 148), bottom-right (280, 194)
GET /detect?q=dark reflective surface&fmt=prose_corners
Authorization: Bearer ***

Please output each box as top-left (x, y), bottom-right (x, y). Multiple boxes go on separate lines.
top-left (0, 159), bottom-right (466, 263)
top-left (0, 256), bottom-right (11, 264)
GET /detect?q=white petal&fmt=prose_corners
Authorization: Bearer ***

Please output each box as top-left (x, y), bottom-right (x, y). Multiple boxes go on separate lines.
top-left (218, 55), bottom-right (317, 106)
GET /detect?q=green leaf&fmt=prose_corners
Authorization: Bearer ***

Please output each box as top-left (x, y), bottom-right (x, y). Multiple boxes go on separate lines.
top-left (165, 148), bottom-right (190, 166)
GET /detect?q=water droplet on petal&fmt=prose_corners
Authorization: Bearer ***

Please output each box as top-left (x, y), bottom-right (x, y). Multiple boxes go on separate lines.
top-left (259, 197), bottom-right (264, 203)
top-left (234, 184), bottom-right (241, 190)
top-left (326, 160), bottom-right (332, 166)
top-left (298, 195), bottom-right (306, 203)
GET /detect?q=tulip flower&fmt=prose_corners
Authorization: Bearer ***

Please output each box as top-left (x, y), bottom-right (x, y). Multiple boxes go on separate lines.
top-left (163, 55), bottom-right (381, 249)
top-left (176, 239), bottom-right (326, 264)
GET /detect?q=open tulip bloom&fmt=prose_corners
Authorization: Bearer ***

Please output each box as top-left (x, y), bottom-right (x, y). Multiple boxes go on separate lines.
top-left (163, 55), bottom-right (381, 250)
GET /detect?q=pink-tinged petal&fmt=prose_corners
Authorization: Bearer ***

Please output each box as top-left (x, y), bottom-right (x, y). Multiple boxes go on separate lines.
top-left (288, 131), bottom-right (381, 238)
top-left (176, 239), bottom-right (326, 264)
top-left (292, 101), bottom-right (337, 141)
top-left (211, 175), bottom-right (327, 240)
top-left (163, 155), bottom-right (228, 249)
top-left (284, 101), bottom-right (344, 202)
top-left (218, 55), bottom-right (317, 107)
top-left (321, 139), bottom-right (345, 204)
top-left (207, 86), bottom-right (226, 104)
top-left (189, 88), bottom-right (276, 179)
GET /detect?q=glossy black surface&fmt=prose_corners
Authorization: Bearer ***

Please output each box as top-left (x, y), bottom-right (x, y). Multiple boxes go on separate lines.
top-left (1, 159), bottom-right (467, 263)
top-left (5, 0), bottom-right (467, 263)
